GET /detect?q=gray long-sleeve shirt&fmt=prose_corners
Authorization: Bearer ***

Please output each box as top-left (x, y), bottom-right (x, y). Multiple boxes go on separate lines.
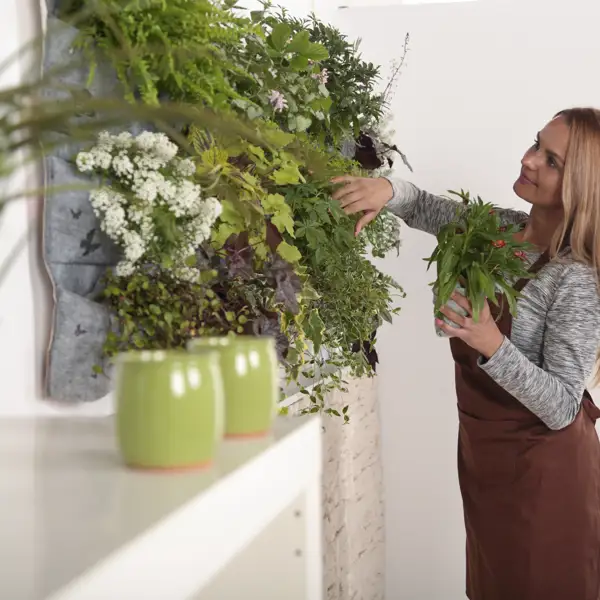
top-left (386, 177), bottom-right (600, 430)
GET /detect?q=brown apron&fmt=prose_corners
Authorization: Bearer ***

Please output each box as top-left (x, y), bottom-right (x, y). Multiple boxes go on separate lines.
top-left (450, 252), bottom-right (600, 600)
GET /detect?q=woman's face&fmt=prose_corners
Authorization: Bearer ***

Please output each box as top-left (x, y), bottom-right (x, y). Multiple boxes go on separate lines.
top-left (513, 116), bottom-right (570, 209)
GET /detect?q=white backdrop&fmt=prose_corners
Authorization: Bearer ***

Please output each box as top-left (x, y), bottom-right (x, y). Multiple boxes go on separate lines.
top-left (0, 0), bottom-right (54, 416)
top-left (3, 0), bottom-right (600, 595)
top-left (330, 0), bottom-right (600, 597)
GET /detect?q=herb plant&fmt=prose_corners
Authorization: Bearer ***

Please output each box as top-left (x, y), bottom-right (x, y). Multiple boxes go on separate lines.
top-left (427, 190), bottom-right (533, 321)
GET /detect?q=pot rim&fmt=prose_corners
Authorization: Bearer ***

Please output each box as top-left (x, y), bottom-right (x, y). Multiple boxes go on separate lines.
top-left (187, 335), bottom-right (275, 350)
top-left (116, 349), bottom-right (219, 363)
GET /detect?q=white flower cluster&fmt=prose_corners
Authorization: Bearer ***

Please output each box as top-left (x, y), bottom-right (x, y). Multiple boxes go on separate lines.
top-left (77, 131), bottom-right (222, 281)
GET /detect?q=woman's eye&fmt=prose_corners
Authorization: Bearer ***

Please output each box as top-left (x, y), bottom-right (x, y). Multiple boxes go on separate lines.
top-left (547, 156), bottom-right (557, 168)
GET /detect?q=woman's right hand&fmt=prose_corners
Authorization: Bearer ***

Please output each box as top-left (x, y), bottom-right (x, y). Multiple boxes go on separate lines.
top-left (331, 176), bottom-right (394, 235)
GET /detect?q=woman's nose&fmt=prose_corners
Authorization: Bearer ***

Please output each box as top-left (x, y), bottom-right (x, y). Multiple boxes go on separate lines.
top-left (522, 151), bottom-right (539, 170)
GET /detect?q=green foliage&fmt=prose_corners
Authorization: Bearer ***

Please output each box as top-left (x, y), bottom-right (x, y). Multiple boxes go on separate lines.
top-left (100, 267), bottom-right (257, 359)
top-left (366, 209), bottom-right (402, 259)
top-left (67, 0), bottom-right (407, 416)
top-left (426, 190), bottom-right (534, 321)
top-left (227, 9), bottom-right (332, 134)
top-left (71, 0), bottom-right (254, 106)
top-left (260, 6), bottom-right (386, 143)
top-left (282, 177), bottom-right (403, 402)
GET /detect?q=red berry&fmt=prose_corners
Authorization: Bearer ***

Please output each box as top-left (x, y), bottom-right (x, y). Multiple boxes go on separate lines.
top-left (499, 226), bottom-right (507, 232)
top-left (514, 250), bottom-right (526, 260)
top-left (492, 240), bottom-right (506, 248)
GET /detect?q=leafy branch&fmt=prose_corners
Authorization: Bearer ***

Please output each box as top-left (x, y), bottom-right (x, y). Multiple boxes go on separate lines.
top-left (427, 190), bottom-right (534, 321)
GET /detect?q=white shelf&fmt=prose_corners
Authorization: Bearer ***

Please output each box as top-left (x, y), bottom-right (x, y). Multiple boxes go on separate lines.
top-left (0, 415), bottom-right (322, 600)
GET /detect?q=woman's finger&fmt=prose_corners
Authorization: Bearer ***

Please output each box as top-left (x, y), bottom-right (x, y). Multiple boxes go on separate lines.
top-left (338, 190), bottom-right (364, 209)
top-left (355, 210), bottom-right (377, 235)
top-left (332, 182), bottom-right (359, 202)
top-left (439, 305), bottom-right (469, 328)
top-left (435, 319), bottom-right (462, 338)
top-left (331, 176), bottom-right (357, 185)
top-left (344, 199), bottom-right (372, 216)
top-left (451, 291), bottom-right (472, 315)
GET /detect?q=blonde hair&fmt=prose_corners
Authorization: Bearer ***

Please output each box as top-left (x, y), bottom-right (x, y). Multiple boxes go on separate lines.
top-left (553, 108), bottom-right (600, 386)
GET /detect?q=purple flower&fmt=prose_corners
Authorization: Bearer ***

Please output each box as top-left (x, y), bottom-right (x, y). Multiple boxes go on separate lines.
top-left (268, 90), bottom-right (288, 112)
top-left (312, 68), bottom-right (329, 85)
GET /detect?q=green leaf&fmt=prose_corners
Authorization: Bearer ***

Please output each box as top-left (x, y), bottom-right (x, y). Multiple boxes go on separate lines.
top-left (272, 210), bottom-right (295, 237)
top-left (219, 200), bottom-right (245, 226)
top-left (231, 98), bottom-right (249, 111)
top-left (213, 222), bottom-right (241, 246)
top-left (270, 23), bottom-right (292, 51)
top-left (271, 163), bottom-right (303, 185)
top-left (261, 193), bottom-right (286, 213)
top-left (295, 115), bottom-right (312, 132)
top-left (287, 31), bottom-right (311, 54)
top-left (305, 226), bottom-right (324, 249)
top-left (247, 144), bottom-right (266, 163)
top-left (290, 55), bottom-right (310, 71)
top-left (277, 241), bottom-right (302, 263)
top-left (247, 105), bottom-right (264, 120)
top-left (307, 310), bottom-right (325, 353)
top-left (304, 43), bottom-right (329, 61)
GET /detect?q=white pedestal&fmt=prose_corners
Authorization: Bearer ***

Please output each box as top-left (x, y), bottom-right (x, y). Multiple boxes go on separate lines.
top-left (0, 416), bottom-right (322, 600)
top-left (288, 376), bottom-right (386, 600)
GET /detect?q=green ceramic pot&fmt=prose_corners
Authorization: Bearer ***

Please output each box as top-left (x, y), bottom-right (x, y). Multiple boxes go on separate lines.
top-left (115, 350), bottom-right (223, 471)
top-left (188, 336), bottom-right (278, 438)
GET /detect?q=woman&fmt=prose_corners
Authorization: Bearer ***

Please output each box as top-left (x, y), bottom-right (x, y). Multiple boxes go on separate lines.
top-left (332, 108), bottom-right (600, 600)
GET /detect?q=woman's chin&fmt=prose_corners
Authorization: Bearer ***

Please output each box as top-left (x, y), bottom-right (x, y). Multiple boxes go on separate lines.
top-left (513, 180), bottom-right (533, 204)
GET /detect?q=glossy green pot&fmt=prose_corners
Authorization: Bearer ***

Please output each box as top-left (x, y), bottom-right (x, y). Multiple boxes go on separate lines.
top-left (188, 336), bottom-right (278, 438)
top-left (115, 350), bottom-right (223, 471)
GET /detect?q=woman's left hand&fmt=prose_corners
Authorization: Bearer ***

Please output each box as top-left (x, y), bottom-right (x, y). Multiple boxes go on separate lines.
top-left (436, 291), bottom-right (505, 359)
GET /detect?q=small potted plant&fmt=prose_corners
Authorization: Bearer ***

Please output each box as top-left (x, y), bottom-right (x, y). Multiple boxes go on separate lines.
top-left (426, 190), bottom-right (533, 335)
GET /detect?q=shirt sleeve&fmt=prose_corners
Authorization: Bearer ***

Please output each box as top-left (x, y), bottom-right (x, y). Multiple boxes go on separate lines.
top-left (384, 177), bottom-right (527, 236)
top-left (479, 263), bottom-right (600, 430)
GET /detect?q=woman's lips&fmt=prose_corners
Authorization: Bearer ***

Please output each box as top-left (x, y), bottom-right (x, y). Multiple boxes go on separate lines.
top-left (518, 172), bottom-right (536, 186)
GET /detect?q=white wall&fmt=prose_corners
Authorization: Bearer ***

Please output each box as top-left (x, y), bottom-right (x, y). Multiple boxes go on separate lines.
top-left (238, 0), bottom-right (317, 17)
top-left (331, 0), bottom-right (600, 598)
top-left (0, 0), bottom-right (114, 416)
top-left (0, 0), bottom-right (51, 416)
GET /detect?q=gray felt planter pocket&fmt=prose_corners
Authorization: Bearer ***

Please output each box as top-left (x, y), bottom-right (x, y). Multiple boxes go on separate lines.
top-left (44, 157), bottom-right (120, 268)
top-left (42, 16), bottom-right (123, 402)
top-left (43, 156), bottom-right (118, 401)
top-left (46, 287), bottom-right (114, 401)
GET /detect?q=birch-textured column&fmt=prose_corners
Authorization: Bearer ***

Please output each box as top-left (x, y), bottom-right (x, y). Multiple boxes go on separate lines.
top-left (291, 376), bottom-right (385, 600)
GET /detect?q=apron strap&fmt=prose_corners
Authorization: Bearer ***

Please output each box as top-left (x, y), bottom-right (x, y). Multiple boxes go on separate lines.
top-left (513, 250), bottom-right (551, 293)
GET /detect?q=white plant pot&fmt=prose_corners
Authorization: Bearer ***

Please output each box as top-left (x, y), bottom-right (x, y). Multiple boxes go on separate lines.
top-left (433, 281), bottom-right (504, 337)
top-left (432, 283), bottom-right (467, 338)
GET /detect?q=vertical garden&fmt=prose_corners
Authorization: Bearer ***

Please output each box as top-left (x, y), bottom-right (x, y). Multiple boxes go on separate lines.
top-left (45, 0), bottom-right (409, 414)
